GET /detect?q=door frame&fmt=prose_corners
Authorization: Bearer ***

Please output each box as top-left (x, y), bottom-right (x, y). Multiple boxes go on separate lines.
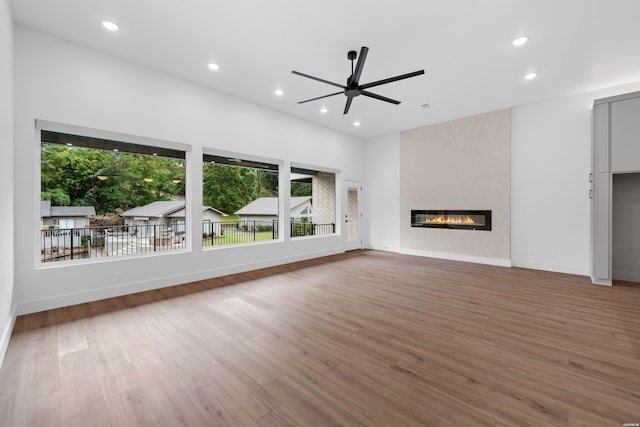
top-left (345, 180), bottom-right (363, 251)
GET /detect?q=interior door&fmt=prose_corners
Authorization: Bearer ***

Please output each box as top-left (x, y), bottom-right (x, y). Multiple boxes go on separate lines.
top-left (346, 181), bottom-right (363, 250)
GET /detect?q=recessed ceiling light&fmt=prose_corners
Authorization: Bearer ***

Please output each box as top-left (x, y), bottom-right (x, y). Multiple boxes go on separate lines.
top-left (274, 89), bottom-right (284, 96)
top-left (208, 63), bottom-right (219, 71)
top-left (320, 107), bottom-right (328, 114)
top-left (513, 36), bottom-right (528, 46)
top-left (524, 72), bottom-right (537, 80)
top-left (102, 21), bottom-right (119, 32)
top-left (354, 121), bottom-right (361, 127)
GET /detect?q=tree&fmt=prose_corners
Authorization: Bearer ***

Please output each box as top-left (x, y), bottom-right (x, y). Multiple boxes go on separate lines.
top-left (41, 143), bottom-right (185, 215)
top-left (202, 163), bottom-right (259, 214)
top-left (291, 181), bottom-right (312, 196)
top-left (41, 188), bottom-right (70, 206)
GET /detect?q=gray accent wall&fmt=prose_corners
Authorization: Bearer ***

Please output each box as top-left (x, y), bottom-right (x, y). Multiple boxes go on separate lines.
top-left (399, 109), bottom-right (511, 262)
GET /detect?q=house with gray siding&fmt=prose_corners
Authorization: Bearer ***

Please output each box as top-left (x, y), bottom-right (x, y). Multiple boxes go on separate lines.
top-left (41, 200), bottom-right (96, 229)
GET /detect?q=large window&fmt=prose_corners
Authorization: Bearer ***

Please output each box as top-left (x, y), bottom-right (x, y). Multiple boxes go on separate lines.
top-left (40, 130), bottom-right (187, 263)
top-left (290, 166), bottom-right (336, 237)
top-left (202, 153), bottom-right (279, 246)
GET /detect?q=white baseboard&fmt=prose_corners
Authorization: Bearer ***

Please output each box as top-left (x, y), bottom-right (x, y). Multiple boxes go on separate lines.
top-left (0, 307), bottom-right (17, 369)
top-left (613, 270), bottom-right (640, 283)
top-left (398, 248), bottom-right (512, 268)
top-left (590, 277), bottom-right (612, 286)
top-left (367, 244), bottom-right (400, 253)
top-left (16, 248), bottom-right (344, 316)
top-left (511, 259), bottom-right (590, 277)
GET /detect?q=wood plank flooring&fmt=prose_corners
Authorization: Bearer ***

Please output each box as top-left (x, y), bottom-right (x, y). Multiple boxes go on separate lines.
top-left (1, 250), bottom-right (639, 426)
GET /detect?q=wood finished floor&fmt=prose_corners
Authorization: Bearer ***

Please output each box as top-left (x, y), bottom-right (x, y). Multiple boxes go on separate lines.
top-left (1, 250), bottom-right (640, 426)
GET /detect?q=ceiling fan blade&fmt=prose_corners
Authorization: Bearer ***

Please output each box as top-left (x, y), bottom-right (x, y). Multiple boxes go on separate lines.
top-left (350, 46), bottom-right (369, 86)
top-left (359, 70), bottom-right (425, 90)
top-left (361, 91), bottom-right (401, 105)
top-left (343, 97), bottom-right (354, 115)
top-left (291, 71), bottom-right (345, 89)
top-left (297, 91), bottom-right (343, 104)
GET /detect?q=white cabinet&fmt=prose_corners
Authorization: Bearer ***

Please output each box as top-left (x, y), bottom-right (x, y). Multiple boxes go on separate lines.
top-left (611, 96), bottom-right (640, 173)
top-left (592, 90), bottom-right (640, 285)
top-left (594, 103), bottom-right (609, 173)
top-left (592, 172), bottom-right (610, 283)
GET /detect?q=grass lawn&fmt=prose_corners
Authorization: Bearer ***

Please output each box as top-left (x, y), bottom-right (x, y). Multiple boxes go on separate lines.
top-left (202, 231), bottom-right (277, 246)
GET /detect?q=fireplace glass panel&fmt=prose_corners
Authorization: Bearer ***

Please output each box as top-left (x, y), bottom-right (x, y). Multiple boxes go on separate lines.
top-left (411, 210), bottom-right (492, 231)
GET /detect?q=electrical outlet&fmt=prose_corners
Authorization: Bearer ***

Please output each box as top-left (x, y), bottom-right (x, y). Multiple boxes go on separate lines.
top-left (114, 272), bottom-right (122, 282)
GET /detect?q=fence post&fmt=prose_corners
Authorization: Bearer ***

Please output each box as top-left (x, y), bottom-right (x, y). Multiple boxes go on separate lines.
top-left (70, 229), bottom-right (74, 260)
top-left (332, 223), bottom-right (335, 234)
top-left (253, 221), bottom-right (256, 241)
top-left (153, 225), bottom-right (157, 251)
top-left (272, 219), bottom-right (276, 240)
top-left (312, 223), bottom-right (316, 236)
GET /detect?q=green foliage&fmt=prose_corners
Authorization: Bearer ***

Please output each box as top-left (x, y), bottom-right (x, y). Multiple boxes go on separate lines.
top-left (291, 181), bottom-right (312, 197)
top-left (203, 163), bottom-right (278, 214)
top-left (291, 222), bottom-right (313, 236)
top-left (41, 188), bottom-right (71, 206)
top-left (40, 143), bottom-right (185, 215)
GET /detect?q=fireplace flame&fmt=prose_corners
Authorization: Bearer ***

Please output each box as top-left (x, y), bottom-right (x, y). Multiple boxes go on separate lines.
top-left (425, 215), bottom-right (475, 225)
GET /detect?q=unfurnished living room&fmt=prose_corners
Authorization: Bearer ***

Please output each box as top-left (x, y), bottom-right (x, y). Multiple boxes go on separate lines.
top-left (1, 1), bottom-right (640, 426)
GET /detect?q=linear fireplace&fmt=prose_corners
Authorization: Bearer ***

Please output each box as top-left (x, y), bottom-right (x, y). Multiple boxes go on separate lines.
top-left (411, 210), bottom-right (492, 231)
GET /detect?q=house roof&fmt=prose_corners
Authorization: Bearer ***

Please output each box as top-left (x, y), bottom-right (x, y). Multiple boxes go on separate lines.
top-left (235, 197), bottom-right (311, 216)
top-left (168, 206), bottom-right (227, 218)
top-left (122, 201), bottom-right (227, 218)
top-left (121, 201), bottom-right (186, 218)
top-left (41, 201), bottom-right (96, 217)
top-left (41, 200), bottom-right (51, 217)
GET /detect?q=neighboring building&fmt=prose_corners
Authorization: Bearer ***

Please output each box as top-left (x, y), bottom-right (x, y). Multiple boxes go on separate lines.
top-left (121, 201), bottom-right (226, 236)
top-left (41, 200), bottom-right (96, 229)
top-left (235, 196), bottom-right (312, 225)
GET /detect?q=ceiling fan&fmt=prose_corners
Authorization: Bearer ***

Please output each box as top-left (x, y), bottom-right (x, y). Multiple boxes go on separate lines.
top-left (292, 46), bottom-right (425, 115)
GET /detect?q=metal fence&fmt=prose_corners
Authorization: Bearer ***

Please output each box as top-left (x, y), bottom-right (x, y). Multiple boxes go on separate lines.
top-left (41, 220), bottom-right (337, 262)
top-left (41, 224), bottom-right (185, 263)
top-left (290, 221), bottom-right (335, 237)
top-left (202, 220), bottom-right (279, 246)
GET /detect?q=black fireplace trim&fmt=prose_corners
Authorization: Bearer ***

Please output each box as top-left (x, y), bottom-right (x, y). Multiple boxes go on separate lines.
top-left (411, 210), bottom-right (492, 231)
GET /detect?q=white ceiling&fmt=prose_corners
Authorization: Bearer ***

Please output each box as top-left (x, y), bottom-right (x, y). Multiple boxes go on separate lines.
top-left (10, 0), bottom-right (640, 139)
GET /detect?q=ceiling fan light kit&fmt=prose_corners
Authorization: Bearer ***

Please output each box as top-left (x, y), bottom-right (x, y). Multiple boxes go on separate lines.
top-left (292, 46), bottom-right (425, 115)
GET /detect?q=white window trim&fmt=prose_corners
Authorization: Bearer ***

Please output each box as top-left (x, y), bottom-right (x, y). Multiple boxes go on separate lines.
top-left (35, 120), bottom-right (192, 268)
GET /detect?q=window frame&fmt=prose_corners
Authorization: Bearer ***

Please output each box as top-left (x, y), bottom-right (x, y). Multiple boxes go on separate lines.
top-left (35, 120), bottom-right (192, 268)
top-left (290, 162), bottom-right (340, 240)
top-left (201, 148), bottom-right (283, 250)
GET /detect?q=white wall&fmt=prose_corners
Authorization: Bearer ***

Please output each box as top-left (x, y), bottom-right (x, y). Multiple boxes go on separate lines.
top-left (366, 82), bottom-right (640, 276)
top-left (364, 133), bottom-right (400, 251)
top-left (511, 81), bottom-right (640, 276)
top-left (0, 0), bottom-right (15, 363)
top-left (14, 26), bottom-right (365, 315)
